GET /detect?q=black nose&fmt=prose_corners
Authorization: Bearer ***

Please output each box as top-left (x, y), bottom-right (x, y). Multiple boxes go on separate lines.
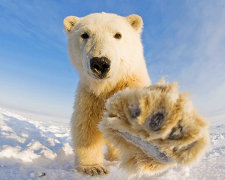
top-left (90, 57), bottom-right (111, 79)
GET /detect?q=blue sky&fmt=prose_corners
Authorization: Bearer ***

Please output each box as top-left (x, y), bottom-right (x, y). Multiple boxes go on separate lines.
top-left (0, 0), bottom-right (225, 123)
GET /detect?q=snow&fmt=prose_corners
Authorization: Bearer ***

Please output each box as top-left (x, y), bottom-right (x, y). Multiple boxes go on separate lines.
top-left (0, 107), bottom-right (225, 180)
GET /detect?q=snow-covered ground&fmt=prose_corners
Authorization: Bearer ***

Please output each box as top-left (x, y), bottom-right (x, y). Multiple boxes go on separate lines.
top-left (0, 107), bottom-right (224, 180)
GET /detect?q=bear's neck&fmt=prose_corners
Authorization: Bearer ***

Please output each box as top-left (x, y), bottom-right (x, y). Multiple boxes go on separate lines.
top-left (80, 73), bottom-right (151, 99)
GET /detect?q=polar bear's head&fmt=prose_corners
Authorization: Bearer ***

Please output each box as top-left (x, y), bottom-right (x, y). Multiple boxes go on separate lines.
top-left (64, 13), bottom-right (144, 87)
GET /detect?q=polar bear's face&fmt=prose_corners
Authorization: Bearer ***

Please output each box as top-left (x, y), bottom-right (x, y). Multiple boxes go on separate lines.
top-left (64, 13), bottom-right (143, 82)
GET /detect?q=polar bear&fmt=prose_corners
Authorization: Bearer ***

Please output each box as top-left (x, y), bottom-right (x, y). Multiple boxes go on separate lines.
top-left (64, 13), bottom-right (151, 176)
top-left (100, 80), bottom-right (209, 178)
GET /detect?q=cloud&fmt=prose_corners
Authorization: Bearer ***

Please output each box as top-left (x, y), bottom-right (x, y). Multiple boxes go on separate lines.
top-left (178, 1), bottom-right (225, 115)
top-left (146, 0), bottom-right (225, 120)
top-left (0, 0), bottom-right (66, 52)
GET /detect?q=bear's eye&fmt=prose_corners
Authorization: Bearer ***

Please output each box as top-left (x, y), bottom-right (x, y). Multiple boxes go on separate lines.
top-left (114, 32), bottom-right (122, 39)
top-left (81, 33), bottom-right (89, 39)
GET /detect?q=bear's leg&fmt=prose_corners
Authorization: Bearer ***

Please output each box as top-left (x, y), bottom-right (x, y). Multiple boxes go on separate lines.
top-left (71, 85), bottom-right (108, 176)
top-left (106, 142), bottom-right (119, 161)
top-left (73, 127), bottom-right (108, 176)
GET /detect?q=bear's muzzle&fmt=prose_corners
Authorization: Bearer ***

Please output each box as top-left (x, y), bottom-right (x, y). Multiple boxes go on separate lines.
top-left (90, 57), bottom-right (111, 79)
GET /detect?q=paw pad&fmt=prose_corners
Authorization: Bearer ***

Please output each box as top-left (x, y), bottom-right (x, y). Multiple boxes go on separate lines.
top-left (130, 105), bottom-right (141, 118)
top-left (148, 112), bottom-right (165, 131)
top-left (168, 124), bottom-right (183, 140)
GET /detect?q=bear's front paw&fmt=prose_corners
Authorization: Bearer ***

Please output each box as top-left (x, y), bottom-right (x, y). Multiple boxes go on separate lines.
top-left (100, 80), bottom-right (210, 177)
top-left (76, 164), bottom-right (109, 176)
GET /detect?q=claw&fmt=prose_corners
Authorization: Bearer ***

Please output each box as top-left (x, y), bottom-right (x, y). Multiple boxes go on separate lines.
top-left (169, 124), bottom-right (183, 140)
top-left (76, 165), bottom-right (108, 176)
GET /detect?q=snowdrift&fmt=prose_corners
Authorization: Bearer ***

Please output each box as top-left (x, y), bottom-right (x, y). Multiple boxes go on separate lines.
top-left (0, 107), bottom-right (224, 180)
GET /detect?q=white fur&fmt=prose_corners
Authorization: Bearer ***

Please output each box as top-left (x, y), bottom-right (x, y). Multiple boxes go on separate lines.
top-left (66, 13), bottom-right (150, 95)
top-left (64, 13), bottom-right (151, 176)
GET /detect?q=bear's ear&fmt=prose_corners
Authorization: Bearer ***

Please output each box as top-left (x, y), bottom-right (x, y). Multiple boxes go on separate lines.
top-left (126, 14), bottom-right (143, 33)
top-left (64, 16), bottom-right (80, 32)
